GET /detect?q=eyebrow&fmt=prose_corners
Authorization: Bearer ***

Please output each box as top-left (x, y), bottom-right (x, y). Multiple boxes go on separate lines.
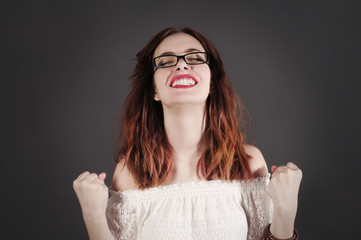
top-left (158, 48), bottom-right (202, 56)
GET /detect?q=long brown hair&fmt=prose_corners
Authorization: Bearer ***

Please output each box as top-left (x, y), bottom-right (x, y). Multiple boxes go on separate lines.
top-left (114, 27), bottom-right (253, 189)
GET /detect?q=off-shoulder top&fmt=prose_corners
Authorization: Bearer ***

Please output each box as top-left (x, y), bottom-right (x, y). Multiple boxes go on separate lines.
top-left (106, 175), bottom-right (273, 240)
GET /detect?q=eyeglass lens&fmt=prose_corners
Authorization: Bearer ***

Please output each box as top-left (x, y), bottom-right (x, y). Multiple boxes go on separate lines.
top-left (154, 52), bottom-right (207, 68)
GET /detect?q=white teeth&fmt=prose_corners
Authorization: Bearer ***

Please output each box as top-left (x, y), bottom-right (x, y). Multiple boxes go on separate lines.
top-left (171, 77), bottom-right (196, 87)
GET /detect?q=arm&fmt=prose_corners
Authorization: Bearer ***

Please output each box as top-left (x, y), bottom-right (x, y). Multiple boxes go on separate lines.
top-left (244, 145), bottom-right (302, 239)
top-left (268, 163), bottom-right (302, 238)
top-left (73, 172), bottom-right (115, 240)
top-left (83, 214), bottom-right (114, 240)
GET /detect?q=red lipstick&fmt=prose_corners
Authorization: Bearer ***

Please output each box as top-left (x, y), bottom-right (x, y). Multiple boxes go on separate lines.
top-left (169, 74), bottom-right (198, 88)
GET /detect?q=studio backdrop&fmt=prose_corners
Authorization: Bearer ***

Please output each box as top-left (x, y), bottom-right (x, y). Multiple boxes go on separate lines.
top-left (4, 1), bottom-right (361, 239)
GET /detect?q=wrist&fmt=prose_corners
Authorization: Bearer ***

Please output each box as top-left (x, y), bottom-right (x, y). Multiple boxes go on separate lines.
top-left (82, 214), bottom-right (114, 240)
top-left (266, 224), bottom-right (299, 240)
top-left (271, 208), bottom-right (297, 239)
top-left (272, 209), bottom-right (295, 228)
top-left (273, 207), bottom-right (296, 219)
top-left (270, 222), bottom-right (295, 239)
top-left (273, 200), bottom-right (297, 218)
top-left (82, 210), bottom-right (107, 224)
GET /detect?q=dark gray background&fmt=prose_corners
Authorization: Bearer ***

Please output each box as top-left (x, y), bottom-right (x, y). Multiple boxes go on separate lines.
top-left (3, 0), bottom-right (361, 239)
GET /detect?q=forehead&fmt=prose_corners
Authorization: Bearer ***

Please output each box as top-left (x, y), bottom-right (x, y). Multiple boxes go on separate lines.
top-left (153, 33), bottom-right (205, 57)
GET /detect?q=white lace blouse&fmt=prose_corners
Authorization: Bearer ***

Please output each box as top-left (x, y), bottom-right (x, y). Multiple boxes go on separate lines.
top-left (106, 175), bottom-right (273, 240)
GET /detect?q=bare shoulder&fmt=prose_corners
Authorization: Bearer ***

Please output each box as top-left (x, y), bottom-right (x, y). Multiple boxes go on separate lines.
top-left (243, 144), bottom-right (269, 178)
top-left (112, 159), bottom-right (137, 192)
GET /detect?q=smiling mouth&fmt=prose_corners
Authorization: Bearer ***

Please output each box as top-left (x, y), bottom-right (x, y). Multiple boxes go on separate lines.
top-left (170, 75), bottom-right (198, 88)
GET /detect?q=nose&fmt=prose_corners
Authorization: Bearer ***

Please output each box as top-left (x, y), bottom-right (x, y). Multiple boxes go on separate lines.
top-left (176, 56), bottom-right (189, 71)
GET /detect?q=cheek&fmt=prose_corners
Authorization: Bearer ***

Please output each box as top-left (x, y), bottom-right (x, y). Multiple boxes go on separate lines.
top-left (153, 70), bottom-right (169, 87)
top-left (202, 67), bottom-right (211, 85)
top-left (202, 67), bottom-right (212, 92)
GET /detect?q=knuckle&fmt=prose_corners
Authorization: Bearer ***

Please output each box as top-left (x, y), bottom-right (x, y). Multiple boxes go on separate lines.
top-left (72, 180), bottom-right (78, 187)
top-left (88, 173), bottom-right (98, 178)
top-left (298, 169), bottom-right (303, 178)
top-left (79, 181), bottom-right (88, 188)
top-left (78, 171), bottom-right (88, 178)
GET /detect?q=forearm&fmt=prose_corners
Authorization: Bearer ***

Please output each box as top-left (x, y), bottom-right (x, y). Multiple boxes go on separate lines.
top-left (267, 162), bottom-right (302, 239)
top-left (269, 205), bottom-right (297, 239)
top-left (83, 214), bottom-right (114, 240)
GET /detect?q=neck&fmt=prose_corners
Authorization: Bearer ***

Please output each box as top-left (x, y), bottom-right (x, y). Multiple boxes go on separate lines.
top-left (162, 103), bottom-right (205, 163)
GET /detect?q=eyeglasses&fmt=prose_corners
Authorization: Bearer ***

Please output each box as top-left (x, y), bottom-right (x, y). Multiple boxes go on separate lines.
top-left (153, 52), bottom-right (209, 69)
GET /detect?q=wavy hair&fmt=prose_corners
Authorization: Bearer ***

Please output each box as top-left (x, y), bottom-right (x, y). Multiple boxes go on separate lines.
top-left (114, 27), bottom-right (253, 189)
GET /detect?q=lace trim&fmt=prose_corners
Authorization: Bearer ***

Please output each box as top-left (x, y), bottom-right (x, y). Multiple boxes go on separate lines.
top-left (106, 193), bottom-right (137, 240)
top-left (109, 174), bottom-right (270, 203)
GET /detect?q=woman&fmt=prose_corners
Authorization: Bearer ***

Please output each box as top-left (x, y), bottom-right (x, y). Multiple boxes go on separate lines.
top-left (73, 27), bottom-right (302, 240)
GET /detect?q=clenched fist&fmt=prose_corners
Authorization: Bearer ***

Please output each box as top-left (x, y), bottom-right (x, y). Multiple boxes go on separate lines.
top-left (73, 171), bottom-right (109, 219)
top-left (268, 162), bottom-right (302, 216)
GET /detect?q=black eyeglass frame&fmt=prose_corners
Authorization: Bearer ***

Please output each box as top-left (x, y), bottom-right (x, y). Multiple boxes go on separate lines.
top-left (153, 52), bottom-right (209, 69)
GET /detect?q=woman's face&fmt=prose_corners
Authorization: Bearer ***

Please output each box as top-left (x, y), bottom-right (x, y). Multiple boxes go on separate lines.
top-left (153, 33), bottom-right (211, 107)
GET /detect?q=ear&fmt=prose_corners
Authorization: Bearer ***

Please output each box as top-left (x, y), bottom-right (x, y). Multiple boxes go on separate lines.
top-left (154, 91), bottom-right (160, 101)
